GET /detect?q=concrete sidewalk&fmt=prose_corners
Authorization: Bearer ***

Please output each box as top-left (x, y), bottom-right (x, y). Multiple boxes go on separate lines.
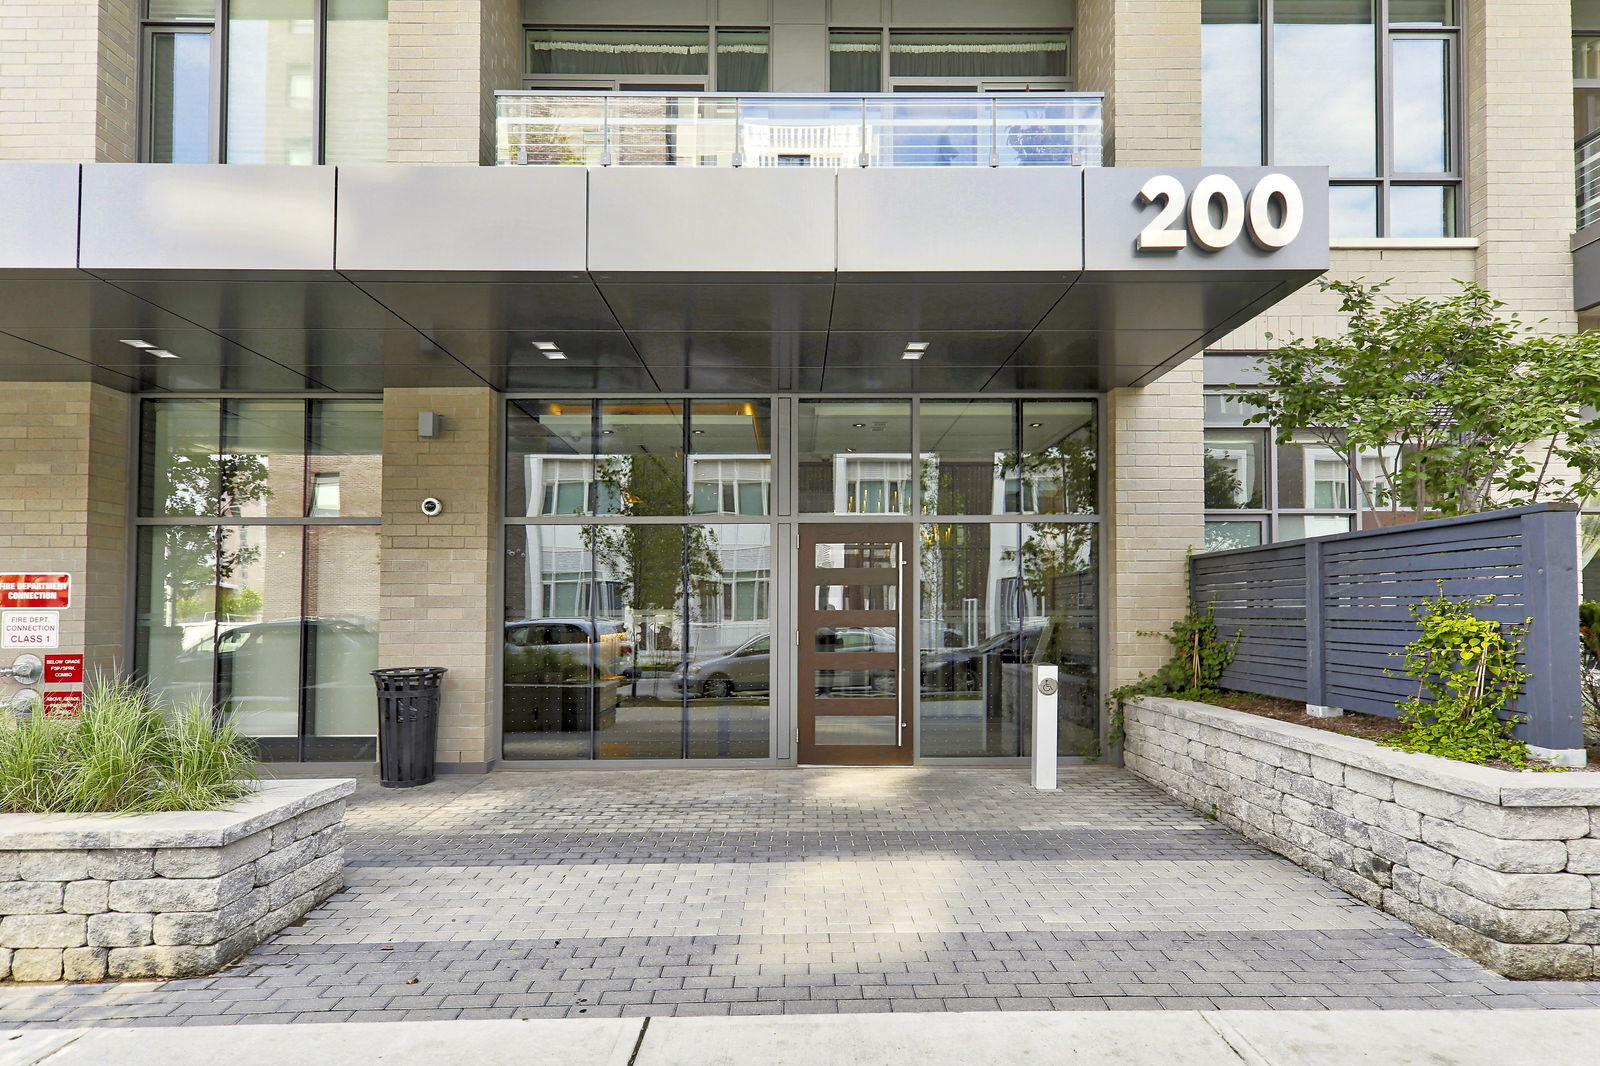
top-left (5, 1010), bottom-right (1599, 1066)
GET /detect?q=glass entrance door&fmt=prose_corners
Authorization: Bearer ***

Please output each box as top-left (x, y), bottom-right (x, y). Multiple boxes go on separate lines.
top-left (797, 524), bottom-right (913, 765)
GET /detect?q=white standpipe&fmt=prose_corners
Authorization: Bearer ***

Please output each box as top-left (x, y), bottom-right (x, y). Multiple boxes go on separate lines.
top-left (1032, 664), bottom-right (1059, 791)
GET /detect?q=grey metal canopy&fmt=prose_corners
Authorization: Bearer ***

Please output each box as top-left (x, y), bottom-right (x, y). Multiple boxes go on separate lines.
top-left (0, 163), bottom-right (1328, 393)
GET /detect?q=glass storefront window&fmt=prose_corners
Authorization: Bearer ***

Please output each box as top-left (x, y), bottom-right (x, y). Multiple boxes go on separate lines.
top-left (146, 28), bottom-right (213, 163)
top-left (597, 402), bottom-right (686, 517)
top-left (1203, 0), bottom-right (1459, 236)
top-left (920, 401), bottom-right (1013, 516)
top-left (1277, 433), bottom-right (1351, 510)
top-left (225, 0), bottom-right (317, 165)
top-left (1279, 514), bottom-right (1354, 540)
top-left (323, 0), bottom-right (390, 164)
top-left (1201, 0), bottom-right (1263, 166)
top-left (507, 401), bottom-right (595, 517)
top-left (1020, 402), bottom-right (1097, 515)
top-left (136, 399), bottom-right (380, 762)
top-left (507, 397), bottom-right (1096, 764)
top-left (1204, 429), bottom-right (1267, 509)
top-left (1206, 520), bottom-right (1264, 552)
top-left (798, 401), bottom-right (912, 515)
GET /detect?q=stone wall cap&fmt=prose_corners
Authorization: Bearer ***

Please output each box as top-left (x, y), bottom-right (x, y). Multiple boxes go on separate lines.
top-left (0, 779), bottom-right (356, 850)
top-left (1131, 697), bottom-right (1600, 807)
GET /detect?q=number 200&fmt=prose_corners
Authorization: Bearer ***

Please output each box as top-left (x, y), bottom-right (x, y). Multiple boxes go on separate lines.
top-left (1136, 174), bottom-right (1304, 253)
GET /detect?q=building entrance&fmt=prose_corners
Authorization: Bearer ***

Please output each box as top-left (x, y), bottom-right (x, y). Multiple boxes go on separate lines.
top-left (796, 523), bottom-right (914, 765)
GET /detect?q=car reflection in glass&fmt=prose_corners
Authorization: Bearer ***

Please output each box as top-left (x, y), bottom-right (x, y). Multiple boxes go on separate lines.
top-left (673, 627), bottom-right (895, 698)
top-left (920, 627), bottom-right (1043, 693)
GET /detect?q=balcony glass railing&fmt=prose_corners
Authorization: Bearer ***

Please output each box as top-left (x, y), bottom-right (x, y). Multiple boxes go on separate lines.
top-left (496, 92), bottom-right (1103, 168)
top-left (1580, 132), bottom-right (1600, 231)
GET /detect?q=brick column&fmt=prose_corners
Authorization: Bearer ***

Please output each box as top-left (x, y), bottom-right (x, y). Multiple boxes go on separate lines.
top-left (1465, 0), bottom-right (1576, 329)
top-left (0, 383), bottom-right (130, 697)
top-left (1078, 0), bottom-right (1207, 716)
top-left (388, 0), bottom-right (520, 165)
top-left (1074, 0), bottom-right (1202, 167)
top-left (1103, 364), bottom-right (1206, 700)
top-left (379, 388), bottom-right (497, 772)
top-left (0, 0), bottom-right (136, 163)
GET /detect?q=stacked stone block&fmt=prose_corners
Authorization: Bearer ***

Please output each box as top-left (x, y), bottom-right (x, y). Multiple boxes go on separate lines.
top-left (0, 780), bottom-right (352, 982)
top-left (1126, 697), bottom-right (1600, 979)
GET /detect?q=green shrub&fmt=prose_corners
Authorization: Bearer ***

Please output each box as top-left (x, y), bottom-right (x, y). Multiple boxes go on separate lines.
top-left (1379, 588), bottom-right (1532, 768)
top-left (0, 679), bottom-right (257, 814)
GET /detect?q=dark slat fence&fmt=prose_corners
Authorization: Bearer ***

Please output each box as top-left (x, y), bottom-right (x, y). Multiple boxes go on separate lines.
top-left (1190, 503), bottom-right (1583, 754)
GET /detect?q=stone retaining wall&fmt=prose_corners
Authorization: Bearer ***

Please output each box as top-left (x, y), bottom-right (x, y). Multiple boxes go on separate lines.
top-left (1125, 697), bottom-right (1600, 979)
top-left (0, 779), bottom-right (355, 982)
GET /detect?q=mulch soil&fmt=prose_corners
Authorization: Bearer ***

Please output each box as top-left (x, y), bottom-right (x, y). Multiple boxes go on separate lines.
top-left (1201, 691), bottom-right (1600, 773)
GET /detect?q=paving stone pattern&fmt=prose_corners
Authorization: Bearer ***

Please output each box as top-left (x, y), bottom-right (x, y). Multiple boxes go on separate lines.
top-left (2, 767), bottom-right (1599, 1026)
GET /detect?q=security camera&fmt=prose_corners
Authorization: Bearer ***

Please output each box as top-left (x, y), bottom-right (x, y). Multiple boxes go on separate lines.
top-left (420, 497), bottom-right (443, 517)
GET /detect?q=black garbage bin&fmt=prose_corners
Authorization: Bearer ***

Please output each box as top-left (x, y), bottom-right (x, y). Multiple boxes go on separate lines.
top-left (371, 667), bottom-right (447, 788)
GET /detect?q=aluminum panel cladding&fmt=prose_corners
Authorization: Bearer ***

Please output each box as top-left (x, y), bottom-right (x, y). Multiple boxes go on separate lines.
top-left (1083, 166), bottom-right (1330, 273)
top-left (0, 164), bottom-right (81, 276)
top-left (335, 166), bottom-right (588, 276)
top-left (836, 168), bottom-right (1083, 275)
top-left (587, 168), bottom-right (837, 274)
top-left (80, 165), bottom-right (336, 275)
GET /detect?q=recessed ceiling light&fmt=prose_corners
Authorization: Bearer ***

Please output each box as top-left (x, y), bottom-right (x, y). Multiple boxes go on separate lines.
top-left (905, 342), bottom-right (930, 351)
top-left (853, 423), bottom-right (865, 428)
top-left (901, 350), bottom-right (923, 361)
top-left (692, 429), bottom-right (705, 435)
top-left (149, 350), bottom-right (180, 359)
top-left (533, 341), bottom-right (561, 351)
top-left (542, 350), bottom-right (567, 361)
top-left (120, 339), bottom-right (155, 349)
top-left (1029, 422), bottom-right (1043, 428)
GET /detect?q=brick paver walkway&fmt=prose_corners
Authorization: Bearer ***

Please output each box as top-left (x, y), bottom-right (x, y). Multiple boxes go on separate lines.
top-left (4, 767), bottom-right (1600, 1026)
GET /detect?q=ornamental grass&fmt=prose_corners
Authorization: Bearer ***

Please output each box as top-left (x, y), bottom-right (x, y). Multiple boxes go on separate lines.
top-left (0, 678), bottom-right (257, 814)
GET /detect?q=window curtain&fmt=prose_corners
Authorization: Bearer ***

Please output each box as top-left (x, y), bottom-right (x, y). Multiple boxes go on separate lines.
top-left (527, 29), bottom-right (709, 77)
top-left (716, 32), bottom-right (768, 91)
top-left (830, 34), bottom-right (880, 91)
top-left (889, 33), bottom-right (1070, 80)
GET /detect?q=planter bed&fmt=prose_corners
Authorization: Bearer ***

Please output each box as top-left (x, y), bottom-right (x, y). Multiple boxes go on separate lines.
top-left (0, 778), bottom-right (354, 982)
top-left (1125, 697), bottom-right (1600, 979)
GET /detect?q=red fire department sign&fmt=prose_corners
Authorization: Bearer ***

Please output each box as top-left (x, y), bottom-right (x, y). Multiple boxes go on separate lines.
top-left (44, 655), bottom-right (83, 684)
top-left (42, 690), bottom-right (82, 717)
top-left (0, 574), bottom-right (70, 609)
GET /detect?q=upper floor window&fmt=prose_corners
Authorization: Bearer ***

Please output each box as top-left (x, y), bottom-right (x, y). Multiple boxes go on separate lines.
top-left (1201, 0), bottom-right (1460, 238)
top-left (524, 27), bottom-right (769, 92)
top-left (827, 29), bottom-right (1073, 92)
top-left (140, 0), bottom-right (388, 164)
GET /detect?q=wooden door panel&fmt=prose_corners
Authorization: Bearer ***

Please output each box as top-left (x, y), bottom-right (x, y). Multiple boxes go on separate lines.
top-left (797, 523), bottom-right (914, 765)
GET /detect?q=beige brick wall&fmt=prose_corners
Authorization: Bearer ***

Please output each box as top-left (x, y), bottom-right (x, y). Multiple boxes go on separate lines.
top-left (1103, 362), bottom-right (1205, 699)
top-left (1079, 0), bottom-right (1206, 706)
top-left (1465, 0), bottom-right (1575, 330)
top-left (1074, 0), bottom-right (1201, 166)
top-left (389, 0), bottom-right (520, 165)
top-left (380, 388), bottom-right (497, 769)
top-left (0, 0), bottom-right (136, 163)
top-left (0, 383), bottom-right (130, 703)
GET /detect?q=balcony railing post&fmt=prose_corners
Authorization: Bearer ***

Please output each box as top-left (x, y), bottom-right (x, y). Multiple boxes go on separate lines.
top-left (600, 96), bottom-right (612, 166)
top-left (733, 96), bottom-right (744, 168)
top-left (859, 97), bottom-right (869, 168)
top-left (990, 97), bottom-right (1000, 167)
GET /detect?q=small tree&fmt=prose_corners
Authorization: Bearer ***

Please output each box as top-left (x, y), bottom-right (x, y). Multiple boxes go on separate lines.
top-left (1239, 279), bottom-right (1600, 518)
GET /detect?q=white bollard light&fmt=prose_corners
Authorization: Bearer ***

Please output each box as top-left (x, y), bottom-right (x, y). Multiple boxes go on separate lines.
top-left (1032, 664), bottom-right (1058, 791)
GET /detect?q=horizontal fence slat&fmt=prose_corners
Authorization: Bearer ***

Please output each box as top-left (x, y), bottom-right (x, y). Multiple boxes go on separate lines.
top-left (1190, 504), bottom-right (1582, 750)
